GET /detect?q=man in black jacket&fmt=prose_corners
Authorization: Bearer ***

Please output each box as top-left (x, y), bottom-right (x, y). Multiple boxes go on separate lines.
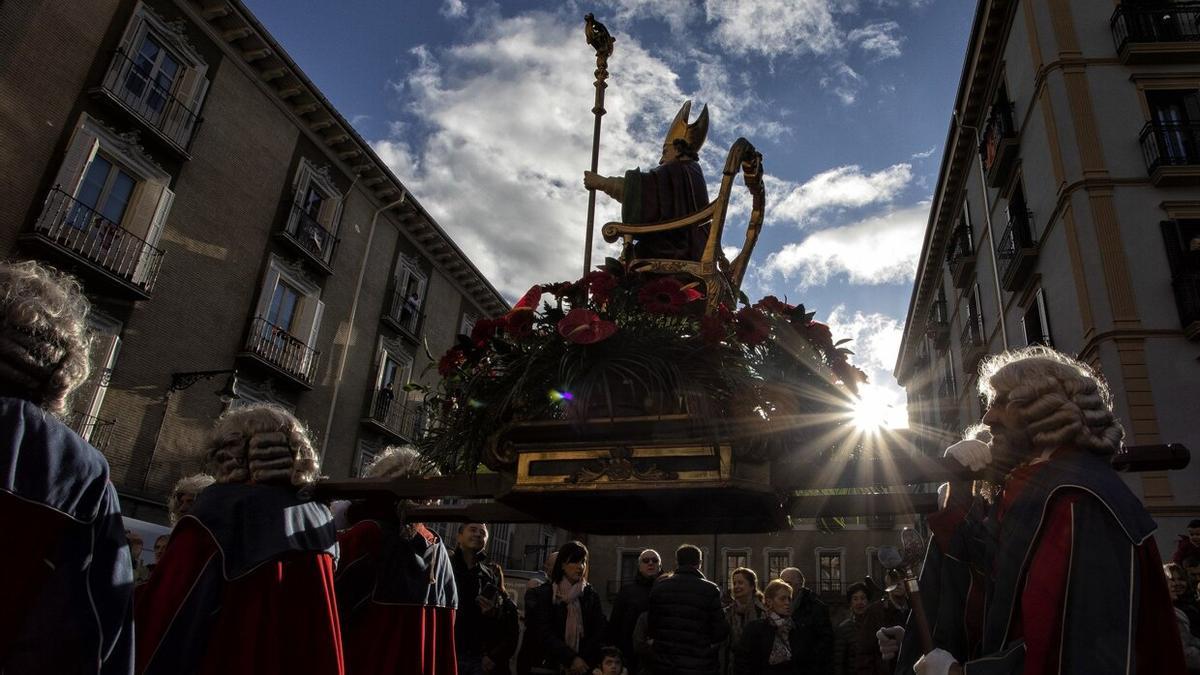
top-left (451, 522), bottom-right (519, 674)
top-left (648, 544), bottom-right (729, 675)
top-left (780, 567), bottom-right (834, 673)
top-left (606, 548), bottom-right (662, 673)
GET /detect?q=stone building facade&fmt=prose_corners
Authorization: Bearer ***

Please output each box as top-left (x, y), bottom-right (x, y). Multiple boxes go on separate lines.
top-left (895, 0), bottom-right (1200, 555)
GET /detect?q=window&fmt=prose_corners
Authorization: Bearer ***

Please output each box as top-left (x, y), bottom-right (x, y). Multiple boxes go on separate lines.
top-left (393, 257), bottom-right (428, 334)
top-left (249, 257), bottom-right (325, 381)
top-left (267, 280), bottom-right (302, 332)
top-left (74, 155), bottom-right (137, 226)
top-left (865, 547), bottom-right (886, 588)
top-left (460, 312), bottom-right (479, 337)
top-left (1022, 289), bottom-right (1053, 347)
top-left (766, 550), bottom-right (791, 582)
top-left (124, 34), bottom-right (181, 119)
top-left (724, 549), bottom-right (750, 590)
top-left (489, 523), bottom-right (512, 568)
top-left (816, 549), bottom-right (843, 595)
top-left (963, 284), bottom-right (984, 348)
top-left (284, 160), bottom-right (343, 264)
top-left (1148, 90), bottom-right (1200, 163)
top-left (355, 442), bottom-right (379, 478)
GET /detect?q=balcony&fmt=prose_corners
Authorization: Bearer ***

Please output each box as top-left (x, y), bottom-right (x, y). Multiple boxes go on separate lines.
top-left (1173, 271), bottom-right (1200, 340)
top-left (980, 102), bottom-right (1018, 187)
top-left (1140, 121), bottom-right (1200, 185)
top-left (278, 202), bottom-right (337, 274)
top-left (996, 209), bottom-right (1038, 291)
top-left (238, 317), bottom-right (319, 387)
top-left (361, 387), bottom-right (426, 442)
top-left (381, 287), bottom-right (422, 340)
top-left (927, 298), bottom-right (950, 349)
top-left (960, 315), bottom-right (988, 377)
top-left (20, 187), bottom-right (164, 299)
top-left (96, 48), bottom-right (202, 155)
top-left (945, 221), bottom-right (976, 289)
top-left (67, 411), bottom-right (115, 452)
top-left (1111, 3), bottom-right (1200, 63)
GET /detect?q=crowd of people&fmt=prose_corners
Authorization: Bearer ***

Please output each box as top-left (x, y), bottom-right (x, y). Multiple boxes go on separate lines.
top-left (4, 256), bottom-right (1200, 675)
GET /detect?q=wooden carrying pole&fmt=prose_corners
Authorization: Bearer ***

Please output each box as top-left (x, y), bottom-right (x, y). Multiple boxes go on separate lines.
top-left (582, 14), bottom-right (614, 277)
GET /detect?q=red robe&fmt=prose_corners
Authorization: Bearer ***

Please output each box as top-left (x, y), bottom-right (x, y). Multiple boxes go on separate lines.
top-left (913, 450), bottom-right (1186, 674)
top-left (335, 520), bottom-right (458, 674)
top-left (135, 484), bottom-right (343, 675)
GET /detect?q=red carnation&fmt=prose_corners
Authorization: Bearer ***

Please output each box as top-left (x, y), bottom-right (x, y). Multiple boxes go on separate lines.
top-left (583, 271), bottom-right (618, 306)
top-left (438, 347), bottom-right (466, 376)
top-left (699, 314), bottom-right (727, 344)
top-left (504, 308), bottom-right (535, 338)
top-left (734, 306), bottom-right (771, 345)
top-left (753, 295), bottom-right (793, 315)
top-left (557, 308), bottom-right (617, 344)
top-left (638, 277), bottom-right (703, 315)
top-left (470, 318), bottom-right (504, 347)
top-left (805, 320), bottom-right (834, 348)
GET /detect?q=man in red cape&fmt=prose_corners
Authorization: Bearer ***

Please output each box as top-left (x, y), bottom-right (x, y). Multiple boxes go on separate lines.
top-left (877, 347), bottom-right (1186, 674)
top-left (0, 260), bottom-right (133, 675)
top-left (335, 445), bottom-right (459, 674)
top-left (135, 404), bottom-right (343, 675)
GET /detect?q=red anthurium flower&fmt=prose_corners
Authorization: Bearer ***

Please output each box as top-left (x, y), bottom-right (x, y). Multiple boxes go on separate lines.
top-left (504, 308), bottom-right (535, 338)
top-left (639, 277), bottom-right (703, 315)
top-left (557, 308), bottom-right (617, 344)
top-left (753, 295), bottom-right (793, 315)
top-left (583, 271), bottom-right (618, 305)
top-left (438, 347), bottom-right (466, 376)
top-left (734, 306), bottom-right (771, 345)
top-left (514, 284), bottom-right (544, 310)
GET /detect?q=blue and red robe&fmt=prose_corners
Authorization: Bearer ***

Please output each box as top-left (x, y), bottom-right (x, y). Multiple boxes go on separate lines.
top-left (0, 397), bottom-right (134, 675)
top-left (335, 519), bottom-right (459, 674)
top-left (135, 483), bottom-right (343, 675)
top-left (898, 449), bottom-right (1186, 674)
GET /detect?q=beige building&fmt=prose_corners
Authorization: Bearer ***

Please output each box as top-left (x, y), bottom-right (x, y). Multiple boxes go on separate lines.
top-left (895, 0), bottom-right (1200, 554)
top-left (0, 0), bottom-right (511, 529)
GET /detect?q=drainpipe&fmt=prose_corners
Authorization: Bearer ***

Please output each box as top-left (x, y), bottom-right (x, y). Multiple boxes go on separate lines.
top-left (953, 110), bottom-right (1008, 349)
top-left (320, 192), bottom-right (407, 463)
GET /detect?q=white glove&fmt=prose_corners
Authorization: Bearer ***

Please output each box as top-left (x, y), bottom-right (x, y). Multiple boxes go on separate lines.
top-left (937, 482), bottom-right (950, 509)
top-left (944, 439), bottom-right (991, 472)
top-left (914, 648), bottom-right (958, 675)
top-left (876, 626), bottom-right (904, 660)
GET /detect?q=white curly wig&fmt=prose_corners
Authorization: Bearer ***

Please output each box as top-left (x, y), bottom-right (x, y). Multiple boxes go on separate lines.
top-left (362, 445), bottom-right (439, 479)
top-left (978, 346), bottom-right (1124, 457)
top-left (0, 260), bottom-right (91, 414)
top-left (168, 473), bottom-right (216, 524)
top-left (208, 404), bottom-right (320, 486)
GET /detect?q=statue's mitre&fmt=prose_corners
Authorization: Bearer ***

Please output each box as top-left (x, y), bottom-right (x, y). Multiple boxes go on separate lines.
top-left (664, 100), bottom-right (709, 155)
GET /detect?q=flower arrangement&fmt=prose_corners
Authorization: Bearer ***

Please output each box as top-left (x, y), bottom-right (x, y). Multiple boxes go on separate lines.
top-left (419, 259), bottom-right (866, 473)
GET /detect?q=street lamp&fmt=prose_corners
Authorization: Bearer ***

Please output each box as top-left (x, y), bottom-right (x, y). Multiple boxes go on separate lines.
top-left (169, 369), bottom-right (240, 403)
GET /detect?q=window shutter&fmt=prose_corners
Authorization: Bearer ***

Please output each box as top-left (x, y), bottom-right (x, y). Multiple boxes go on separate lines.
top-left (317, 195), bottom-right (341, 232)
top-left (131, 185), bottom-right (172, 286)
top-left (170, 64), bottom-right (209, 146)
top-left (307, 299), bottom-right (325, 349)
top-left (53, 126), bottom-right (100, 194)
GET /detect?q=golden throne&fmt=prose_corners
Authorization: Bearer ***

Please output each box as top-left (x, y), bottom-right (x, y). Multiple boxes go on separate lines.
top-left (601, 137), bottom-right (765, 315)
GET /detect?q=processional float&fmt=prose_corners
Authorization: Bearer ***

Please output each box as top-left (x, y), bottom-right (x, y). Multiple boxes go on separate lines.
top-left (316, 15), bottom-right (1189, 534)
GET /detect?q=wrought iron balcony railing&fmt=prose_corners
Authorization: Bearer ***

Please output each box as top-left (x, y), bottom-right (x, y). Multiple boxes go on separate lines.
top-left (100, 48), bottom-right (203, 151)
top-left (1112, 3), bottom-right (1200, 53)
top-left (960, 315), bottom-right (985, 349)
top-left (1140, 120), bottom-right (1200, 173)
top-left (282, 202), bottom-right (338, 268)
top-left (945, 220), bottom-right (975, 267)
top-left (996, 209), bottom-right (1037, 290)
top-left (979, 102), bottom-right (1016, 174)
top-left (30, 187), bottom-right (164, 294)
top-left (383, 287), bottom-right (423, 335)
top-left (67, 411), bottom-right (115, 451)
top-left (937, 372), bottom-right (956, 400)
top-left (243, 317), bottom-right (319, 384)
top-left (365, 387), bottom-right (426, 441)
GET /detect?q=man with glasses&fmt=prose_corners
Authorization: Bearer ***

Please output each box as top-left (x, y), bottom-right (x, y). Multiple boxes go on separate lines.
top-left (606, 549), bottom-right (662, 673)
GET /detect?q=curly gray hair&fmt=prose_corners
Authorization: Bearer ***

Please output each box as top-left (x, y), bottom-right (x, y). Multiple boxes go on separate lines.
top-left (362, 445), bottom-right (439, 479)
top-left (208, 404), bottom-right (320, 486)
top-left (978, 346), bottom-right (1124, 457)
top-left (168, 473), bottom-right (216, 524)
top-left (0, 260), bottom-right (91, 413)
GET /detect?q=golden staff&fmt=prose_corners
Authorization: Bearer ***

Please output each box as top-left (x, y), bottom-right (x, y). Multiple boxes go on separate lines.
top-left (583, 13), bottom-right (614, 277)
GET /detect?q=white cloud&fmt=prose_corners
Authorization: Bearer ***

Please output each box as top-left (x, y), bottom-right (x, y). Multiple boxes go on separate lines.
top-left (911, 145), bottom-right (937, 159)
top-left (601, 0), bottom-right (699, 33)
top-left (760, 202), bottom-right (929, 288)
top-left (824, 305), bottom-right (909, 427)
top-left (819, 62), bottom-right (864, 105)
top-left (771, 163), bottom-right (912, 226)
top-left (847, 21), bottom-right (903, 60)
top-left (441, 0), bottom-right (466, 18)
top-left (704, 0), bottom-right (842, 58)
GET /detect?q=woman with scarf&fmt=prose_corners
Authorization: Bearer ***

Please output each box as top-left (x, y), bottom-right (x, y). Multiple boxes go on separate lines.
top-left (735, 580), bottom-right (803, 675)
top-left (721, 568), bottom-right (766, 674)
top-left (520, 541), bottom-right (606, 674)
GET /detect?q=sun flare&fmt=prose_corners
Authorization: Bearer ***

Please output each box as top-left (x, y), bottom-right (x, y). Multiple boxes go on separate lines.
top-left (850, 386), bottom-right (908, 431)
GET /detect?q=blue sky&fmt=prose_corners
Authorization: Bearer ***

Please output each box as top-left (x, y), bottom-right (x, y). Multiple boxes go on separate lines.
top-left (244, 0), bottom-right (976, 426)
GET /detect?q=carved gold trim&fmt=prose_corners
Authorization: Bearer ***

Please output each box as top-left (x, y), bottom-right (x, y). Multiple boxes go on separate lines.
top-left (515, 444), bottom-right (731, 487)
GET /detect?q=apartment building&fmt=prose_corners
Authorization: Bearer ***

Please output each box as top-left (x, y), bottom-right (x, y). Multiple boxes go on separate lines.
top-left (0, 0), bottom-right (509, 524)
top-left (895, 0), bottom-right (1200, 553)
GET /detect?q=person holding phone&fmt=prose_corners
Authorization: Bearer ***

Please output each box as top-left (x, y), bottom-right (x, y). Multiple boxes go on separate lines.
top-left (451, 522), bottom-right (518, 674)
